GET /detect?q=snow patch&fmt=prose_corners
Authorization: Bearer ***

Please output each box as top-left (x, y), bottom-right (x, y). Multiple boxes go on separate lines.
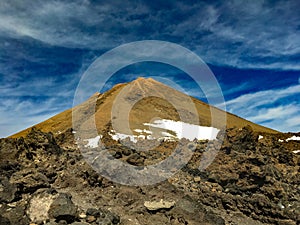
top-left (134, 129), bottom-right (153, 134)
top-left (144, 119), bottom-right (220, 141)
top-left (109, 119), bottom-right (219, 142)
top-left (286, 136), bottom-right (300, 141)
top-left (292, 150), bottom-right (300, 154)
top-left (134, 129), bottom-right (143, 133)
top-left (278, 139), bottom-right (284, 142)
top-left (84, 135), bottom-right (101, 148)
top-left (258, 135), bottom-right (264, 140)
top-left (143, 130), bottom-right (153, 134)
top-left (110, 132), bottom-right (141, 143)
top-left (110, 132), bottom-right (156, 143)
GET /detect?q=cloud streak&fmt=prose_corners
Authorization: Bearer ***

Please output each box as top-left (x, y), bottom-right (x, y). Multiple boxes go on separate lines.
top-left (225, 83), bottom-right (300, 132)
top-left (0, 0), bottom-right (299, 70)
top-left (0, 96), bottom-right (62, 137)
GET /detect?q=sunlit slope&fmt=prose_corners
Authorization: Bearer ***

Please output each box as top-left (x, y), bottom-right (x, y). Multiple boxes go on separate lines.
top-left (11, 77), bottom-right (277, 138)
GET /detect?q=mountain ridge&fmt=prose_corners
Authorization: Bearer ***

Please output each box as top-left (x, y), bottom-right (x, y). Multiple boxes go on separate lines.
top-left (10, 77), bottom-right (278, 138)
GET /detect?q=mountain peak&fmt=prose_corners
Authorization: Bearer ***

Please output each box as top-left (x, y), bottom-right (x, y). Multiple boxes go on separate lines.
top-left (131, 77), bottom-right (162, 85)
top-left (135, 77), bottom-right (153, 81)
top-left (10, 78), bottom-right (277, 138)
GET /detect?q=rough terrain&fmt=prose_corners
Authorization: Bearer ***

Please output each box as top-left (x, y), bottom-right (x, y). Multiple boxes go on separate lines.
top-left (0, 126), bottom-right (299, 225)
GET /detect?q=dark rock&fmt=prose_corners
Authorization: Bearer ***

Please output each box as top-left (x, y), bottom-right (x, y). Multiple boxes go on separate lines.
top-left (227, 126), bottom-right (258, 152)
top-left (0, 177), bottom-right (17, 203)
top-left (48, 193), bottom-right (78, 223)
top-left (25, 128), bottom-right (62, 155)
top-left (80, 165), bottom-right (103, 187)
top-left (83, 207), bottom-right (120, 225)
top-left (86, 208), bottom-right (100, 217)
top-left (55, 128), bottom-right (76, 147)
top-left (10, 169), bottom-right (49, 194)
top-left (126, 153), bottom-right (145, 166)
top-left (96, 209), bottom-right (120, 225)
top-left (0, 215), bottom-right (10, 225)
top-left (0, 203), bottom-right (30, 225)
top-left (121, 148), bottom-right (132, 156)
top-left (0, 139), bottom-right (21, 177)
top-left (203, 210), bottom-right (226, 225)
top-left (113, 151), bottom-right (122, 159)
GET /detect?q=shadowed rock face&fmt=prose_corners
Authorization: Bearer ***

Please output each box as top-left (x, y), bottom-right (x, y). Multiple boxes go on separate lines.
top-left (0, 126), bottom-right (299, 225)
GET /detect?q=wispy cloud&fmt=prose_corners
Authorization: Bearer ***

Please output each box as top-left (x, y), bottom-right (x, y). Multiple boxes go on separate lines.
top-left (0, 0), bottom-right (299, 70)
top-left (225, 83), bottom-right (300, 132)
top-left (0, 96), bottom-right (61, 137)
top-left (0, 44), bottom-right (85, 136)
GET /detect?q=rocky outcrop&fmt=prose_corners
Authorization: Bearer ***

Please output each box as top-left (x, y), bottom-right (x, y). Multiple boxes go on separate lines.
top-left (48, 193), bottom-right (78, 223)
top-left (0, 127), bottom-right (299, 224)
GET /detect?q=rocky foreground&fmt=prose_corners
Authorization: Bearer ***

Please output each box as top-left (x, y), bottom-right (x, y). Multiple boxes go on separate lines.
top-left (0, 126), bottom-right (299, 225)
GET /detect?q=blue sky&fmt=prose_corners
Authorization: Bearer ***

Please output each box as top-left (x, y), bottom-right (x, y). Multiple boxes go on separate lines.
top-left (0, 0), bottom-right (299, 137)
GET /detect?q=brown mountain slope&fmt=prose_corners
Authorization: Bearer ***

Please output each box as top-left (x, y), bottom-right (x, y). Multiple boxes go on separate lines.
top-left (11, 77), bottom-right (277, 138)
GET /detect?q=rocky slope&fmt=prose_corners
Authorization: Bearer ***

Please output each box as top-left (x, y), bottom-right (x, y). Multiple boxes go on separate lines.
top-left (0, 126), bottom-right (299, 225)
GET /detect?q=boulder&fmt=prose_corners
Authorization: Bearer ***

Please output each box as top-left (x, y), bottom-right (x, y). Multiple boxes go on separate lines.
top-left (0, 177), bottom-right (17, 203)
top-left (48, 193), bottom-right (78, 223)
top-left (27, 189), bottom-right (59, 224)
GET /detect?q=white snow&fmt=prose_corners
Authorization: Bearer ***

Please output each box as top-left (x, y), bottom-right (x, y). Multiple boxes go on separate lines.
top-left (144, 119), bottom-right (220, 141)
top-left (134, 129), bottom-right (153, 134)
top-left (258, 135), bottom-right (264, 140)
top-left (72, 130), bottom-right (77, 134)
top-left (143, 129), bottom-right (153, 134)
top-left (292, 150), bottom-right (300, 154)
top-left (286, 136), bottom-right (300, 141)
top-left (109, 119), bottom-right (220, 143)
top-left (84, 135), bottom-right (101, 148)
top-left (134, 129), bottom-right (143, 133)
top-left (278, 139), bottom-right (284, 142)
top-left (138, 134), bottom-right (146, 139)
top-left (110, 128), bottom-right (156, 143)
top-left (111, 133), bottom-right (136, 143)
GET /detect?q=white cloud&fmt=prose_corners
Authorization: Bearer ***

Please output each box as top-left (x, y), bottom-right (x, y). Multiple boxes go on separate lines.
top-left (0, 70), bottom-right (85, 137)
top-left (0, 1), bottom-right (299, 70)
top-left (0, 97), bottom-right (61, 137)
top-left (173, 1), bottom-right (300, 70)
top-left (247, 105), bottom-right (298, 122)
top-left (224, 84), bottom-right (300, 132)
top-left (0, 1), bottom-right (149, 49)
top-left (225, 85), bottom-right (300, 111)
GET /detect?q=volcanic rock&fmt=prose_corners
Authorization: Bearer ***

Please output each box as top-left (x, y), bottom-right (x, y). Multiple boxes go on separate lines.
top-left (48, 193), bottom-right (78, 223)
top-left (0, 177), bottom-right (17, 203)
